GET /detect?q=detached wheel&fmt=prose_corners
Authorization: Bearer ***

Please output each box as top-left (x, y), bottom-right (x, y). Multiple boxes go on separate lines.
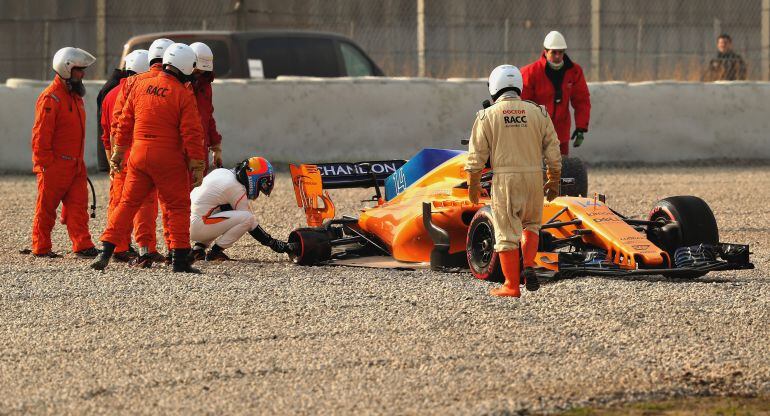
top-left (560, 156), bottom-right (588, 197)
top-left (288, 228), bottom-right (332, 266)
top-left (466, 207), bottom-right (504, 282)
top-left (648, 196), bottom-right (719, 279)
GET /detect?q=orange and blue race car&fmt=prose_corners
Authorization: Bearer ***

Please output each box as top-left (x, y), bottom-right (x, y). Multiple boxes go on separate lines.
top-left (287, 149), bottom-right (753, 280)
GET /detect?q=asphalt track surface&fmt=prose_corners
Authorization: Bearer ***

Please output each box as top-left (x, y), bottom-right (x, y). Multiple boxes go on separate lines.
top-left (1, 165), bottom-right (768, 414)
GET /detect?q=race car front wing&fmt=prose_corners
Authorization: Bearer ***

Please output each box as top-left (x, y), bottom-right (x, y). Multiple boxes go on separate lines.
top-left (552, 243), bottom-right (753, 278)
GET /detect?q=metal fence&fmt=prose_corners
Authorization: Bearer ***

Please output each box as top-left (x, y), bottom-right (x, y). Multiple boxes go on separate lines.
top-left (1, 0), bottom-right (768, 82)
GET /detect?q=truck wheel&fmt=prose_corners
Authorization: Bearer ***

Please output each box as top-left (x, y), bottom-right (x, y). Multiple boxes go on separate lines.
top-left (560, 156), bottom-right (588, 197)
top-left (288, 228), bottom-right (332, 266)
top-left (466, 207), bottom-right (504, 282)
top-left (648, 196), bottom-right (719, 279)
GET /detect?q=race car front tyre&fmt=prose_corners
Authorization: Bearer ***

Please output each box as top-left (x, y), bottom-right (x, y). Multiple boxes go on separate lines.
top-left (466, 208), bottom-right (505, 283)
top-left (648, 195), bottom-right (719, 279)
top-left (288, 228), bottom-right (332, 266)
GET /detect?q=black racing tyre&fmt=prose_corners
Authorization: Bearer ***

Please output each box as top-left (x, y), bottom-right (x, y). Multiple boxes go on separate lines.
top-left (288, 228), bottom-right (332, 266)
top-left (560, 156), bottom-right (588, 197)
top-left (648, 196), bottom-right (719, 279)
top-left (466, 207), bottom-right (504, 283)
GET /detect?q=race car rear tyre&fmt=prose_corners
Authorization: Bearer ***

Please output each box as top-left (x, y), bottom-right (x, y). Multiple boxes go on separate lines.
top-left (648, 196), bottom-right (719, 279)
top-left (560, 156), bottom-right (588, 197)
top-left (466, 208), bottom-right (505, 283)
top-left (288, 228), bottom-right (332, 266)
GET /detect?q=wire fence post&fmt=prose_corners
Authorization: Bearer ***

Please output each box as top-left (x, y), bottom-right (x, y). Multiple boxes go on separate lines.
top-left (762, 0), bottom-right (770, 81)
top-left (416, 0), bottom-right (426, 77)
top-left (96, 0), bottom-right (107, 77)
top-left (591, 0), bottom-right (601, 81)
top-left (41, 20), bottom-right (50, 80)
top-left (504, 17), bottom-right (510, 59)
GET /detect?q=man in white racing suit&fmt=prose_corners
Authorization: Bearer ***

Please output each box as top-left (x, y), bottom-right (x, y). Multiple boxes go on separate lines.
top-left (190, 156), bottom-right (294, 261)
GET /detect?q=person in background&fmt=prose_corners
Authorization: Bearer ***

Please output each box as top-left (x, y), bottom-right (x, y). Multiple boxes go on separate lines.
top-left (704, 33), bottom-right (747, 81)
top-left (521, 31), bottom-right (591, 156)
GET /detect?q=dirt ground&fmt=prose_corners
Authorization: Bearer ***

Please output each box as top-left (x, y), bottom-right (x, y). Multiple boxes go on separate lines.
top-left (1, 164), bottom-right (768, 414)
top-left (560, 395), bottom-right (770, 415)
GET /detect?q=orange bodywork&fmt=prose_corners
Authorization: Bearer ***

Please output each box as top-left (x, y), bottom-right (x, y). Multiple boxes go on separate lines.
top-left (291, 152), bottom-right (670, 271)
top-left (356, 155), bottom-right (480, 262)
top-left (536, 198), bottom-right (669, 271)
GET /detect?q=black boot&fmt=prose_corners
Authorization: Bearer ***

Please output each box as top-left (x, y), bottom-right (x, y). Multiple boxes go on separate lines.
top-left (205, 244), bottom-right (230, 261)
top-left (523, 267), bottom-right (540, 291)
top-left (113, 249), bottom-right (138, 262)
top-left (75, 246), bottom-right (100, 259)
top-left (147, 251), bottom-right (167, 263)
top-left (33, 251), bottom-right (62, 258)
top-left (172, 248), bottom-right (201, 274)
top-left (191, 243), bottom-right (207, 263)
top-left (91, 242), bottom-right (116, 270)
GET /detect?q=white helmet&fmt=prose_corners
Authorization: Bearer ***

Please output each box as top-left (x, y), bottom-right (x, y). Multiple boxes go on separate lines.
top-left (163, 43), bottom-right (197, 76)
top-left (52, 47), bottom-right (96, 79)
top-left (190, 42), bottom-right (214, 72)
top-left (488, 65), bottom-right (523, 100)
top-left (124, 49), bottom-right (150, 73)
top-left (543, 31), bottom-right (567, 50)
top-left (148, 38), bottom-right (174, 62)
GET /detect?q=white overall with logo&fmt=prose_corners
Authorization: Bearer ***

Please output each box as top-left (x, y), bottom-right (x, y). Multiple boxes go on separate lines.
top-left (190, 168), bottom-right (258, 248)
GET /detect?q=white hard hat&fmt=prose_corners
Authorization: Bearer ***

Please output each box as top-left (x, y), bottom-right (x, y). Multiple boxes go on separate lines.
top-left (163, 43), bottom-right (197, 76)
top-left (488, 65), bottom-right (523, 99)
top-left (543, 31), bottom-right (567, 50)
top-left (124, 49), bottom-right (150, 73)
top-left (148, 38), bottom-right (174, 62)
top-left (52, 47), bottom-right (96, 79)
top-left (189, 42), bottom-right (214, 72)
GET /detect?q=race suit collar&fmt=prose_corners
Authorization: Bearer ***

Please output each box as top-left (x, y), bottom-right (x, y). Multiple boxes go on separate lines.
top-left (539, 52), bottom-right (574, 70)
top-left (496, 91), bottom-right (521, 102)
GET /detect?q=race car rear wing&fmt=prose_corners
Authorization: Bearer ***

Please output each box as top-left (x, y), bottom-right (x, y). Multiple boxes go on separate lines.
top-left (289, 160), bottom-right (406, 227)
top-left (311, 160), bottom-right (407, 189)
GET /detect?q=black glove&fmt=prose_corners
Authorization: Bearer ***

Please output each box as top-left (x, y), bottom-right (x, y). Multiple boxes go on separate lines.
top-left (249, 225), bottom-right (294, 254)
top-left (571, 128), bottom-right (587, 147)
top-left (269, 239), bottom-right (294, 254)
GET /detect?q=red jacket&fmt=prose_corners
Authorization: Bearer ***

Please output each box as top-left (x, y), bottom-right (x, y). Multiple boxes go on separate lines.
top-left (193, 75), bottom-right (222, 149)
top-left (31, 76), bottom-right (86, 173)
top-left (521, 54), bottom-right (590, 143)
top-left (100, 77), bottom-right (126, 151)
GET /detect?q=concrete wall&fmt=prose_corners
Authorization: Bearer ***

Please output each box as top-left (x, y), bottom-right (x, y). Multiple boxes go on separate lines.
top-left (1, 77), bottom-right (769, 173)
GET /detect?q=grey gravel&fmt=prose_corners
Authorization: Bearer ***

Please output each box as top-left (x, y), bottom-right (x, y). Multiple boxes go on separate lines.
top-left (0, 165), bottom-right (768, 415)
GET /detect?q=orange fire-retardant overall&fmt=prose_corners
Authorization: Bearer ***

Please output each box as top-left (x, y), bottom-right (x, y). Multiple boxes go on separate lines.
top-left (101, 71), bottom-right (206, 249)
top-left (31, 75), bottom-right (95, 255)
top-left (101, 76), bottom-right (159, 253)
top-left (112, 63), bottom-right (172, 251)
